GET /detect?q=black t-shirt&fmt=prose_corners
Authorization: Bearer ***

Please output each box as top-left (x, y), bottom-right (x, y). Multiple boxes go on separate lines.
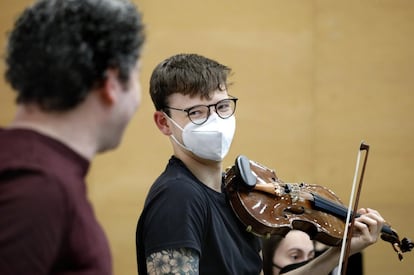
top-left (136, 156), bottom-right (262, 275)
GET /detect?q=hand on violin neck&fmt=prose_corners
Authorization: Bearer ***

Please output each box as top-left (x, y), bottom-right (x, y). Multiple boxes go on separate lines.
top-left (349, 208), bottom-right (385, 255)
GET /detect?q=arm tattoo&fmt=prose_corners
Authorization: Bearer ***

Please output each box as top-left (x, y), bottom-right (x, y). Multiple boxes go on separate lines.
top-left (146, 248), bottom-right (199, 275)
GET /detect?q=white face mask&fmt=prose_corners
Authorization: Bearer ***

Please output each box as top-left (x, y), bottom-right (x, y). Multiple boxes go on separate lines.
top-left (166, 113), bottom-right (236, 161)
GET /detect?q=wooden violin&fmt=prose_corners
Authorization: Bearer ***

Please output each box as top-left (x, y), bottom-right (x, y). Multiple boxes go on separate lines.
top-left (223, 155), bottom-right (413, 260)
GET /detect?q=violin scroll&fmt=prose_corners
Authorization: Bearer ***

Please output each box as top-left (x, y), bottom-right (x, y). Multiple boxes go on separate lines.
top-left (380, 229), bottom-right (414, 260)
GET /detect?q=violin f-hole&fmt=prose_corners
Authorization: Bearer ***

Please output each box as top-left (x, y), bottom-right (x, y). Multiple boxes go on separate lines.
top-left (284, 206), bottom-right (305, 215)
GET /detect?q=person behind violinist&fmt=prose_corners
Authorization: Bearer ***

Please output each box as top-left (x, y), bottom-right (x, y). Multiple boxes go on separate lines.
top-left (262, 230), bottom-right (363, 275)
top-left (135, 53), bottom-right (385, 275)
top-left (262, 230), bottom-right (316, 275)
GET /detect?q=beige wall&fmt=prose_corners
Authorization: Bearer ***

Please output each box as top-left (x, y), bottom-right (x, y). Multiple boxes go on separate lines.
top-left (1, 0), bottom-right (413, 274)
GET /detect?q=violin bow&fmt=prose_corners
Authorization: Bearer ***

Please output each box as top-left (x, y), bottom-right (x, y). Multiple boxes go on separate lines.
top-left (337, 142), bottom-right (370, 275)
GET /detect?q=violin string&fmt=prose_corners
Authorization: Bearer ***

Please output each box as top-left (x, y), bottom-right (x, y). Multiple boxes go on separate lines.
top-left (312, 194), bottom-right (350, 220)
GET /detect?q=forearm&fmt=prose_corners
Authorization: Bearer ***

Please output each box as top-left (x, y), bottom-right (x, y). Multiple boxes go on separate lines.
top-left (146, 248), bottom-right (199, 275)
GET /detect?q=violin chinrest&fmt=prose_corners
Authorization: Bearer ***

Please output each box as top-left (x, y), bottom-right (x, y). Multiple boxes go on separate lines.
top-left (235, 155), bottom-right (257, 188)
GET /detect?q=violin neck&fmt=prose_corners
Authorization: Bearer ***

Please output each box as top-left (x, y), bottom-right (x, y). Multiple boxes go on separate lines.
top-left (312, 193), bottom-right (393, 236)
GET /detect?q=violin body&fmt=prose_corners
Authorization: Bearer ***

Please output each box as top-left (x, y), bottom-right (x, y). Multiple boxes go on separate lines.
top-left (223, 155), bottom-right (413, 260)
top-left (225, 158), bottom-right (345, 246)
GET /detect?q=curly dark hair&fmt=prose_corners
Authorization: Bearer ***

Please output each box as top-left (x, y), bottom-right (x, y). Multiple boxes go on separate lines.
top-left (149, 53), bottom-right (232, 112)
top-left (5, 0), bottom-right (145, 111)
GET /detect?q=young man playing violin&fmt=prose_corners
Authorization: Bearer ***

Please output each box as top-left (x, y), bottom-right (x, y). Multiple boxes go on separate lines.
top-left (135, 53), bottom-right (385, 275)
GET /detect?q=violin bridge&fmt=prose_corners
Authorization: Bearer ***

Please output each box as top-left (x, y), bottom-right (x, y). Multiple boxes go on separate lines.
top-left (285, 183), bottom-right (301, 203)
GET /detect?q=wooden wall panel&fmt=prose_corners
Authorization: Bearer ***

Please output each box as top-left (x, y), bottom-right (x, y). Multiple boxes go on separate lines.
top-left (313, 1), bottom-right (414, 273)
top-left (0, 0), bottom-right (413, 274)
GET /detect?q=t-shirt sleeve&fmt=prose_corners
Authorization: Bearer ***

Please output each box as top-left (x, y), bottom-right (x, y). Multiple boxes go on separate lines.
top-left (0, 170), bottom-right (68, 274)
top-left (141, 179), bottom-right (207, 257)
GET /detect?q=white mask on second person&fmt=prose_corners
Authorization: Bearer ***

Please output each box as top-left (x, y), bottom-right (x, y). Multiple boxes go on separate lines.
top-left (165, 112), bottom-right (236, 161)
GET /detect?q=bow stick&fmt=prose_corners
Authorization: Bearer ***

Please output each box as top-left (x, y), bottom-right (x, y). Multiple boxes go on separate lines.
top-left (337, 142), bottom-right (370, 275)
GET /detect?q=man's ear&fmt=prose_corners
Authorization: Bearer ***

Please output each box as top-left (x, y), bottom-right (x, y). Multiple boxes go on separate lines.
top-left (154, 111), bottom-right (172, 136)
top-left (99, 68), bottom-right (121, 105)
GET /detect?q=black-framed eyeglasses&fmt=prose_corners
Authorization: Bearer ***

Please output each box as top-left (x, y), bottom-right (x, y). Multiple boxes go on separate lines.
top-left (164, 96), bottom-right (238, 125)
